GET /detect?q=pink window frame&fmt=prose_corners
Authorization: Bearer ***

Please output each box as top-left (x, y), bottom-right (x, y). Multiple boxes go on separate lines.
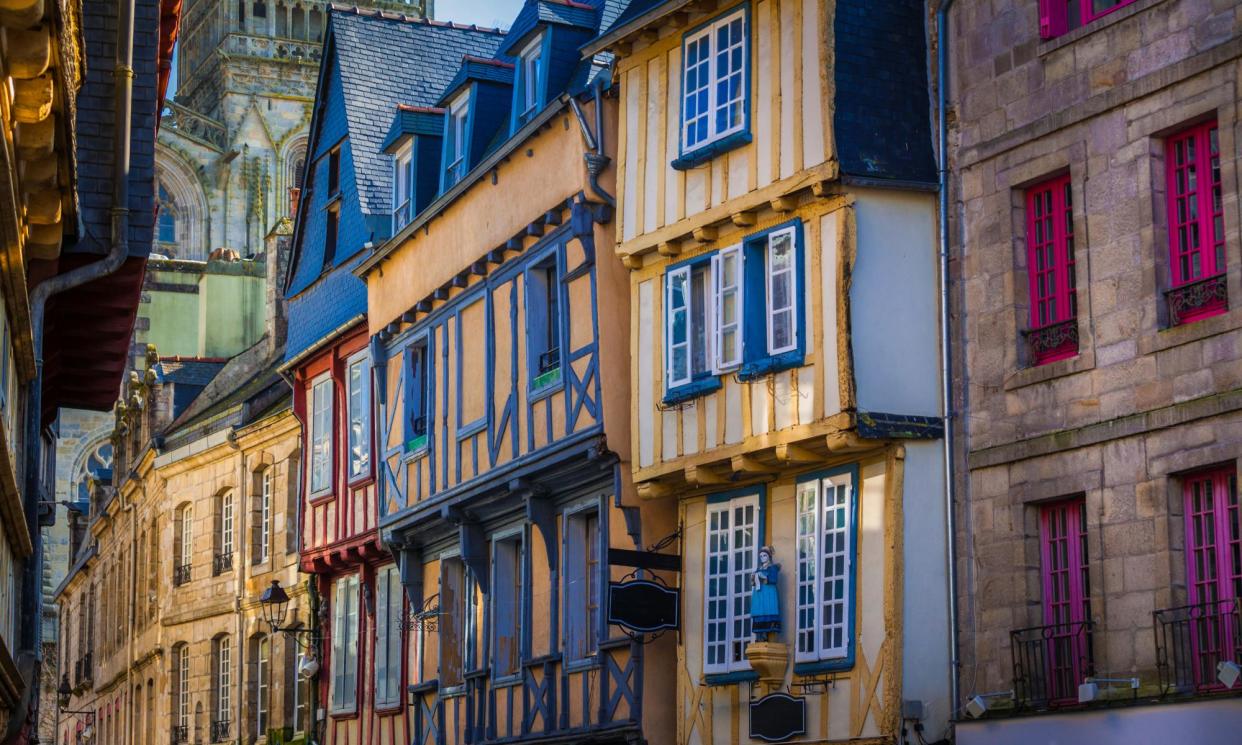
top-left (1039, 497), bottom-right (1092, 702)
top-left (1183, 467), bottom-right (1240, 688)
top-left (1025, 174), bottom-right (1078, 365)
top-left (1165, 120), bottom-right (1226, 321)
top-left (1039, 0), bottom-right (1139, 40)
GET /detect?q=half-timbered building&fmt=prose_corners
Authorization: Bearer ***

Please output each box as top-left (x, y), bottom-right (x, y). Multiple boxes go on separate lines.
top-left (281, 9), bottom-right (503, 745)
top-left (352, 1), bottom-right (678, 743)
top-left (583, 1), bottom-right (953, 742)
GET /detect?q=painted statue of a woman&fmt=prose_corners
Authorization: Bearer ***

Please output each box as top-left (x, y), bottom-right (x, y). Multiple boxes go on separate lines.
top-left (751, 545), bottom-right (781, 638)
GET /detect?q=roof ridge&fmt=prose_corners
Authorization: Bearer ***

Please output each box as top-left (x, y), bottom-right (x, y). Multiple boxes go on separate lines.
top-left (396, 103), bottom-right (446, 113)
top-left (326, 3), bottom-right (507, 34)
top-left (462, 54), bottom-right (516, 68)
top-left (543, 0), bottom-right (598, 10)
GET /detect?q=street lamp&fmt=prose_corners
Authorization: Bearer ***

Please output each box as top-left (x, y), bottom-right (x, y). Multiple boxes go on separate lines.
top-left (258, 580), bottom-right (317, 648)
top-left (56, 674), bottom-right (96, 744)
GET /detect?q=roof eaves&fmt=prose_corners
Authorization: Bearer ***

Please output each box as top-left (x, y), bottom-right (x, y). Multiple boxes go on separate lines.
top-left (580, 0), bottom-right (691, 57)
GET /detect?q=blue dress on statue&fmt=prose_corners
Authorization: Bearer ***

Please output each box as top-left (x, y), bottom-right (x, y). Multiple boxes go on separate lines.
top-left (751, 564), bottom-right (781, 635)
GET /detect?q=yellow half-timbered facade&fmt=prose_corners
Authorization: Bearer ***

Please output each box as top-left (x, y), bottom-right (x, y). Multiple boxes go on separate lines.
top-left (586, 1), bottom-right (953, 742)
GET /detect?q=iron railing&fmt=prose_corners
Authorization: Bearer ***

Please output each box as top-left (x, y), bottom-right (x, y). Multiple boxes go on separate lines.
top-left (1154, 599), bottom-right (1241, 695)
top-left (1011, 620), bottom-right (1094, 708)
top-left (170, 725), bottom-right (188, 745)
top-left (173, 563), bottom-right (191, 586)
top-left (213, 552), bottom-right (233, 575)
top-left (73, 659), bottom-right (82, 686)
top-left (538, 347), bottom-right (561, 375)
top-left (210, 720), bottom-right (230, 743)
top-left (81, 653), bottom-right (92, 684)
top-left (1023, 318), bottom-right (1078, 365)
top-left (1165, 273), bottom-right (1227, 326)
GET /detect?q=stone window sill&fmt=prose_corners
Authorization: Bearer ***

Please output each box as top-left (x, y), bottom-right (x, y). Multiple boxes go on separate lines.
top-left (1038, 0), bottom-right (1170, 57)
top-left (1004, 348), bottom-right (1096, 391)
top-left (1137, 307), bottom-right (1242, 356)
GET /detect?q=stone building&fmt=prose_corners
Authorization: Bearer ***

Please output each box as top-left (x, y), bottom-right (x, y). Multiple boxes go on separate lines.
top-left (941, 0), bottom-right (1242, 740)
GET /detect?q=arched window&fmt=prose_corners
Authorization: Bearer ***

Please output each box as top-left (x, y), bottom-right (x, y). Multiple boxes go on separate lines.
top-left (174, 505), bottom-right (193, 586)
top-left (172, 644), bottom-right (190, 743)
top-left (253, 467), bottom-right (272, 563)
top-left (75, 440), bottom-right (113, 505)
top-left (308, 8), bottom-right (322, 40)
top-left (157, 183), bottom-right (177, 245)
top-left (211, 635), bottom-right (232, 741)
top-left (214, 491), bottom-right (234, 575)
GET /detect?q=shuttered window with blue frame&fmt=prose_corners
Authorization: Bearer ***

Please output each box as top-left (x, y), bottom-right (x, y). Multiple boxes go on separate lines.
top-left (662, 218), bottom-right (806, 404)
top-left (404, 337), bottom-right (431, 453)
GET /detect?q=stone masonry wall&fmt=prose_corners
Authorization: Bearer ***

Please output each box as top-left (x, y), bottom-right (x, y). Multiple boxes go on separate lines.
top-left (948, 0), bottom-right (1242, 698)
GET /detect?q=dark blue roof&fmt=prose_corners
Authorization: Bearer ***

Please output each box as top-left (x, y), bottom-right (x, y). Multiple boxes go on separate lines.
top-left (595, 0), bottom-right (666, 37)
top-left (284, 252), bottom-right (369, 364)
top-left (436, 56), bottom-right (516, 106)
top-left (283, 8), bottom-right (504, 362)
top-left (382, 106), bottom-right (446, 153)
top-left (500, 0), bottom-right (599, 55)
top-left (330, 9), bottom-right (505, 216)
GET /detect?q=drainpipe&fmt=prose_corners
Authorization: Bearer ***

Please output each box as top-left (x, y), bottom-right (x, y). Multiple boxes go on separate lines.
top-left (569, 73), bottom-right (616, 210)
top-left (935, 0), bottom-right (961, 720)
top-left (18, 0), bottom-right (136, 699)
top-left (227, 427), bottom-right (246, 743)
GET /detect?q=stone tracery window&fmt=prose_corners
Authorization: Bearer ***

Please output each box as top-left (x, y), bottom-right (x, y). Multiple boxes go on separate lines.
top-left (157, 183), bottom-right (178, 246)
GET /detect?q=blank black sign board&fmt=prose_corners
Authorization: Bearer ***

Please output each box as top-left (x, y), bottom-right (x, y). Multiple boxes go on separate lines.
top-left (607, 580), bottom-right (679, 633)
top-left (749, 693), bottom-right (807, 742)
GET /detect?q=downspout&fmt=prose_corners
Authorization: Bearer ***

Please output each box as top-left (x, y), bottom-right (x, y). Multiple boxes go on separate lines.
top-left (935, 0), bottom-right (961, 720)
top-left (227, 427), bottom-right (246, 743)
top-left (569, 73), bottom-right (616, 209)
top-left (18, 0), bottom-right (136, 686)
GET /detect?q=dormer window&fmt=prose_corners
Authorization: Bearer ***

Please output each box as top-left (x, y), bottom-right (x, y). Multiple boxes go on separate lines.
top-left (327, 147), bottom-right (341, 196)
top-left (443, 93), bottom-right (470, 190)
top-left (392, 144), bottom-right (414, 231)
top-left (515, 35), bottom-right (544, 127)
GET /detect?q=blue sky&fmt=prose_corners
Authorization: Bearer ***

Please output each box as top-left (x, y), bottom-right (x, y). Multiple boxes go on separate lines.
top-left (166, 0), bottom-right (526, 101)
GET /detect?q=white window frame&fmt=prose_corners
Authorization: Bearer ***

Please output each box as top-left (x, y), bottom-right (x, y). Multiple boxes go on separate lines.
top-left (308, 374), bottom-right (332, 496)
top-left (391, 144), bottom-right (414, 232)
top-left (177, 645), bottom-right (190, 731)
top-left (794, 471), bottom-right (854, 664)
top-left (444, 93), bottom-right (470, 187)
top-left (330, 574), bottom-right (360, 713)
top-left (258, 468), bottom-right (272, 563)
top-left (254, 635), bottom-right (270, 738)
top-left (681, 8), bottom-right (748, 153)
top-left (374, 565), bottom-right (403, 707)
top-left (765, 227), bottom-right (798, 355)
top-left (519, 35), bottom-right (543, 117)
top-left (711, 245), bottom-right (743, 370)
top-left (346, 350), bottom-right (371, 481)
top-left (216, 637), bottom-right (232, 724)
top-left (703, 492), bottom-right (760, 675)
top-left (179, 506), bottom-right (193, 569)
top-left (665, 265), bottom-right (692, 388)
top-left (219, 491), bottom-right (234, 556)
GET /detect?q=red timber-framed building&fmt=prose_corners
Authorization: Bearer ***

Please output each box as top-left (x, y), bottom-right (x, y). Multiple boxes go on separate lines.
top-left (281, 9), bottom-right (504, 745)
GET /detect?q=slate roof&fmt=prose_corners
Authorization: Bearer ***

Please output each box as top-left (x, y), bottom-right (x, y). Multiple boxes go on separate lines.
top-left (500, 0), bottom-right (599, 54)
top-left (155, 358), bottom-right (226, 387)
top-left (282, 8), bottom-right (504, 363)
top-left (162, 343), bottom-right (291, 451)
top-left (284, 251), bottom-right (369, 365)
top-left (382, 105), bottom-right (446, 153)
top-left (436, 57), bottom-right (516, 106)
top-left (330, 8), bottom-right (505, 217)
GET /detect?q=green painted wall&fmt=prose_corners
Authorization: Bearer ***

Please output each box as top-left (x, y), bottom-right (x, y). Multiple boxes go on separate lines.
top-left (136, 257), bottom-right (267, 361)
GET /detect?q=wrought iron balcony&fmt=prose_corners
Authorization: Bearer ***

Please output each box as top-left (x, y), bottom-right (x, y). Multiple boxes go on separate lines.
top-left (210, 720), bottom-right (230, 743)
top-left (411, 415), bottom-right (427, 438)
top-left (173, 563), bottom-right (191, 586)
top-left (1154, 598), bottom-right (1241, 695)
top-left (1011, 620), bottom-right (1094, 708)
top-left (1023, 319), bottom-right (1078, 366)
top-left (73, 659), bottom-right (82, 686)
top-left (171, 725), bottom-right (188, 745)
top-left (213, 552), bottom-right (233, 575)
top-left (81, 653), bottom-right (92, 683)
top-left (1165, 273), bottom-right (1228, 326)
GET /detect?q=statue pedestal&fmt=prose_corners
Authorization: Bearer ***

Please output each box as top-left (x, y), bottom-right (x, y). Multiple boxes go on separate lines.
top-left (745, 641), bottom-right (789, 696)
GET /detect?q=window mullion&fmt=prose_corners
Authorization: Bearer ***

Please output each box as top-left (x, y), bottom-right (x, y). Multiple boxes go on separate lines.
top-left (706, 20), bottom-right (719, 143)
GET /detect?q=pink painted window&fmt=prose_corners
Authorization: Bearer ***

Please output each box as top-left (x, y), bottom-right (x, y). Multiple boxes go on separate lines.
top-left (1183, 467), bottom-right (1240, 687)
top-left (1166, 121), bottom-right (1227, 324)
top-left (1040, 498), bottom-right (1092, 701)
top-left (1025, 174), bottom-right (1078, 365)
top-left (1039, 0), bottom-right (1138, 39)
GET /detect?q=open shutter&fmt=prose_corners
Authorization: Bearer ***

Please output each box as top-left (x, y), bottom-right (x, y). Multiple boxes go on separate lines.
top-left (703, 503), bottom-right (732, 674)
top-left (666, 266), bottom-right (691, 388)
top-left (712, 246), bottom-right (743, 371)
top-left (794, 480), bottom-right (820, 663)
top-left (375, 572), bottom-right (390, 703)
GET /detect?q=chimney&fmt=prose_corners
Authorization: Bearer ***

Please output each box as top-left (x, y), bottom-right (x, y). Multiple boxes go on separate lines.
top-left (288, 187), bottom-right (301, 220)
top-left (264, 218), bottom-right (294, 356)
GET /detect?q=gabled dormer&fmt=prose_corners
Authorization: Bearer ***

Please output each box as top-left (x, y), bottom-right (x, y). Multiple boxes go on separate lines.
top-left (382, 105), bottom-right (445, 233)
top-left (500, 0), bottom-right (601, 133)
top-left (436, 56), bottom-right (515, 193)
